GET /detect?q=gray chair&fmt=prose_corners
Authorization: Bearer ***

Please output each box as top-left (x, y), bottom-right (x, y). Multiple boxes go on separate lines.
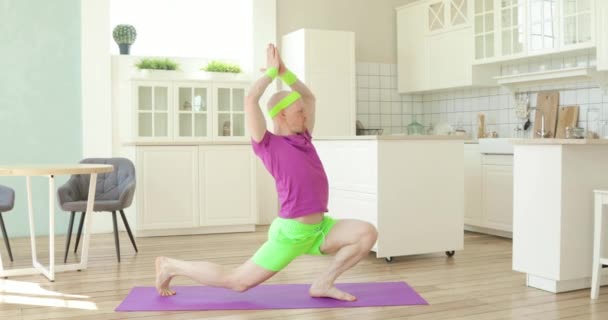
top-left (0, 185), bottom-right (15, 262)
top-left (57, 158), bottom-right (138, 263)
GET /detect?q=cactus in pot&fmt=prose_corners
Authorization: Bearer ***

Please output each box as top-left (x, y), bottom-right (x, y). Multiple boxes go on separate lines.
top-left (112, 24), bottom-right (137, 55)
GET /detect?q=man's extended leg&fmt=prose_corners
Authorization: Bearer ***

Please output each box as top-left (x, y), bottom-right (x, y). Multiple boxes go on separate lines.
top-left (155, 256), bottom-right (277, 296)
top-left (309, 219), bottom-right (378, 301)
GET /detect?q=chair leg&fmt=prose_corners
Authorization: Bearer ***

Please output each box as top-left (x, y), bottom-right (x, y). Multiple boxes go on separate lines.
top-left (74, 212), bottom-right (86, 253)
top-left (0, 212), bottom-right (13, 262)
top-left (112, 211), bottom-right (121, 262)
top-left (64, 211), bottom-right (75, 263)
top-left (119, 210), bottom-right (138, 253)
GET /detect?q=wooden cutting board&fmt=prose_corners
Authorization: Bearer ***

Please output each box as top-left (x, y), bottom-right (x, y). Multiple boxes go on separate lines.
top-left (533, 91), bottom-right (559, 138)
top-left (555, 105), bottom-right (580, 138)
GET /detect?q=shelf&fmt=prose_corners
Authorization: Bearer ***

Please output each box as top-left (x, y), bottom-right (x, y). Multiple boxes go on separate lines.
top-left (493, 67), bottom-right (596, 86)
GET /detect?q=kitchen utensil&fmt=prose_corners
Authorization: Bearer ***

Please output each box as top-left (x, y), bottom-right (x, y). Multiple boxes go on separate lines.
top-left (533, 91), bottom-right (559, 138)
top-left (555, 105), bottom-right (579, 138)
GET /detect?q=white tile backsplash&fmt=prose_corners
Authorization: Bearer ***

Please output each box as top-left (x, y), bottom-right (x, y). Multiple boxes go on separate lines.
top-left (357, 62), bottom-right (608, 137)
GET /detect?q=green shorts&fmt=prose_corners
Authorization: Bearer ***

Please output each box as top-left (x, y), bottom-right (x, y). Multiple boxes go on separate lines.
top-left (252, 216), bottom-right (337, 272)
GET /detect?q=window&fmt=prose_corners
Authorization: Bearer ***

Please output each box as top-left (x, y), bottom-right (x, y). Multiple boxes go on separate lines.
top-left (110, 0), bottom-right (252, 70)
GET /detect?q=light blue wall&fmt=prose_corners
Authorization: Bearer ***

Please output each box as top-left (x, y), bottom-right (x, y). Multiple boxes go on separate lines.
top-left (0, 0), bottom-right (82, 237)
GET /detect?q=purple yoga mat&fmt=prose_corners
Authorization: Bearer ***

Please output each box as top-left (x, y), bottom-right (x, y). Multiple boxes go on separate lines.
top-left (115, 282), bottom-right (427, 312)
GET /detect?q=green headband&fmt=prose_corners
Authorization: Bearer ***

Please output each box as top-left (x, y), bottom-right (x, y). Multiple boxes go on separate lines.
top-left (269, 91), bottom-right (301, 118)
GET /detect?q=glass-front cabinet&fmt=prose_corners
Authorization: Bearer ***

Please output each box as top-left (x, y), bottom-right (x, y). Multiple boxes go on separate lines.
top-left (474, 0), bottom-right (595, 63)
top-left (428, 0), bottom-right (470, 32)
top-left (133, 80), bottom-right (249, 141)
top-left (215, 84), bottom-right (247, 139)
top-left (175, 83), bottom-right (211, 139)
top-left (135, 83), bottom-right (171, 139)
top-left (475, 0), bottom-right (496, 60)
top-left (500, 0), bottom-right (526, 56)
top-left (561, 0), bottom-right (593, 48)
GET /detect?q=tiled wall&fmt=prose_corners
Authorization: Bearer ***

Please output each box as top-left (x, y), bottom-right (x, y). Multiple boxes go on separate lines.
top-left (356, 63), bottom-right (420, 135)
top-left (356, 62), bottom-right (608, 138)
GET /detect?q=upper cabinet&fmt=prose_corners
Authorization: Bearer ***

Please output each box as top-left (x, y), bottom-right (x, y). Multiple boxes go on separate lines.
top-left (133, 79), bottom-right (249, 141)
top-left (597, 0), bottom-right (608, 71)
top-left (397, 0), bottom-right (497, 93)
top-left (474, 0), bottom-right (595, 64)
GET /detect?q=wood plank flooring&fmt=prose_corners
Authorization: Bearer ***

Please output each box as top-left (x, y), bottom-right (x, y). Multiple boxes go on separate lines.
top-left (0, 229), bottom-right (606, 319)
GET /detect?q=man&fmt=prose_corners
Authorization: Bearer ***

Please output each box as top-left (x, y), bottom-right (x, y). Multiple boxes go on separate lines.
top-left (155, 44), bottom-right (377, 301)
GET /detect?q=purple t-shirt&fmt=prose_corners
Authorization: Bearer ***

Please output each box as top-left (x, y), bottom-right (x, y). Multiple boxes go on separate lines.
top-left (251, 130), bottom-right (329, 219)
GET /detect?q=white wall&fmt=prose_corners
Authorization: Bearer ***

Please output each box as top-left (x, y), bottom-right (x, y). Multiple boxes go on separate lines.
top-left (277, 0), bottom-right (416, 64)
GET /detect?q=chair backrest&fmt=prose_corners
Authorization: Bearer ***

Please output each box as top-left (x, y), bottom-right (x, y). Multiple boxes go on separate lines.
top-left (0, 184), bottom-right (15, 212)
top-left (75, 158), bottom-right (136, 202)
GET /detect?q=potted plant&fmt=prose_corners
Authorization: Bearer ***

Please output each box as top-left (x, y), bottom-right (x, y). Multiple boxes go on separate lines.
top-left (135, 58), bottom-right (179, 71)
top-left (113, 24), bottom-right (137, 55)
top-left (202, 61), bottom-right (242, 73)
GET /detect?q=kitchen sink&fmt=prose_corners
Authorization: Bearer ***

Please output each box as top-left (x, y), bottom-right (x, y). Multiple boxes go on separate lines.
top-left (478, 138), bottom-right (514, 154)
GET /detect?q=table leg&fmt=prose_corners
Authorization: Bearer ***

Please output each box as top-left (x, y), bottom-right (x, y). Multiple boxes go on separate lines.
top-left (78, 173), bottom-right (97, 270)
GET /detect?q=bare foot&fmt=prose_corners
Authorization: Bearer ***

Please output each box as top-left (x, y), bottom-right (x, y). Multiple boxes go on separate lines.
top-left (310, 284), bottom-right (357, 301)
top-left (155, 256), bottom-right (176, 296)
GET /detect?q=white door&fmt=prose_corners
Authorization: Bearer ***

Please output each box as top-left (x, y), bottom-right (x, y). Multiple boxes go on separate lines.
top-left (136, 146), bottom-right (199, 230)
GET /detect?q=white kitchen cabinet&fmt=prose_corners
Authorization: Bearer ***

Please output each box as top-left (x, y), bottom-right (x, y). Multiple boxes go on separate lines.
top-left (397, 1), bottom-right (430, 92)
top-left (136, 146), bottom-right (199, 230)
top-left (135, 144), bottom-right (257, 237)
top-left (200, 146), bottom-right (256, 226)
top-left (464, 144), bottom-right (483, 226)
top-left (474, 0), bottom-right (497, 60)
top-left (596, 0), bottom-right (608, 71)
top-left (560, 0), bottom-right (594, 50)
top-left (281, 29), bottom-right (356, 137)
top-left (134, 82), bottom-right (172, 140)
top-left (482, 155), bottom-right (514, 232)
top-left (464, 146), bottom-right (513, 235)
top-left (175, 82), bottom-right (212, 139)
top-left (499, 0), bottom-right (526, 57)
top-left (133, 80), bottom-right (250, 142)
top-left (316, 137), bottom-right (464, 261)
top-left (397, 0), bottom-right (496, 93)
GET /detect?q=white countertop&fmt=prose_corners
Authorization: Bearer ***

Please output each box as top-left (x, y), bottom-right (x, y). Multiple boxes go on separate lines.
top-left (315, 135), bottom-right (469, 141)
top-left (124, 140), bottom-right (251, 146)
top-left (510, 138), bottom-right (608, 145)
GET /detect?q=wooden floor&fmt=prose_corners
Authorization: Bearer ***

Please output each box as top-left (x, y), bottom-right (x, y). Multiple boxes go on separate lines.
top-left (0, 228), bottom-right (606, 320)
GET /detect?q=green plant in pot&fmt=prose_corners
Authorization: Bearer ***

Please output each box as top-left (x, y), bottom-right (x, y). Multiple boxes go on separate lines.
top-left (135, 58), bottom-right (179, 71)
top-left (113, 24), bottom-right (137, 55)
top-left (202, 61), bottom-right (242, 73)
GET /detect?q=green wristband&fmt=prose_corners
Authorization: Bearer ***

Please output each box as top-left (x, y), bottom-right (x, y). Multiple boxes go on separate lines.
top-left (269, 91), bottom-right (301, 118)
top-left (280, 70), bottom-right (298, 86)
top-left (265, 67), bottom-right (278, 79)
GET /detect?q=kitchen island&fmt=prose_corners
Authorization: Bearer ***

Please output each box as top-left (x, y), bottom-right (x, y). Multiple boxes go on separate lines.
top-left (314, 135), bottom-right (466, 261)
top-left (512, 139), bottom-right (608, 293)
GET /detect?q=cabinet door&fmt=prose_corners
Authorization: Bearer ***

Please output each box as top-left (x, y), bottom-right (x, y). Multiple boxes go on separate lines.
top-left (429, 1), bottom-right (447, 32)
top-left (175, 82), bottom-right (212, 140)
top-left (474, 0), bottom-right (496, 60)
top-left (429, 27), bottom-right (473, 89)
top-left (136, 146), bottom-right (198, 230)
top-left (213, 83), bottom-right (248, 140)
top-left (561, 0), bottom-right (594, 48)
top-left (464, 145), bottom-right (483, 226)
top-left (200, 146), bottom-right (256, 226)
top-left (500, 0), bottom-right (526, 56)
top-left (397, 3), bottom-right (430, 92)
top-left (482, 164), bottom-right (514, 231)
top-left (449, 0), bottom-right (471, 27)
top-left (134, 82), bottom-right (171, 139)
top-left (528, 0), bottom-right (559, 53)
